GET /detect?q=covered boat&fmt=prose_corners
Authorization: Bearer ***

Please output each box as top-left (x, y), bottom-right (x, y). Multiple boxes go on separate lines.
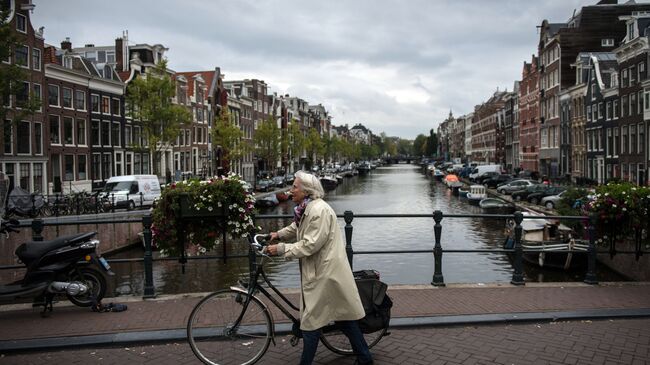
top-left (478, 198), bottom-right (515, 213)
top-left (320, 174), bottom-right (339, 190)
top-left (504, 212), bottom-right (589, 270)
top-left (466, 185), bottom-right (486, 205)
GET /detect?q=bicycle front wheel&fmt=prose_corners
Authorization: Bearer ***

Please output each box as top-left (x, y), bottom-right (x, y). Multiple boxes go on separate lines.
top-left (320, 326), bottom-right (387, 355)
top-left (187, 289), bottom-right (272, 365)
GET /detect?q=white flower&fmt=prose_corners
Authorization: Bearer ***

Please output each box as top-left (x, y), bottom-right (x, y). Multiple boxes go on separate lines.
top-left (612, 204), bottom-right (617, 208)
top-left (208, 206), bottom-right (213, 212)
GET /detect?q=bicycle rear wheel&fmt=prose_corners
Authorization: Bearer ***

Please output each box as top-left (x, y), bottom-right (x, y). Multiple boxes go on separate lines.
top-left (320, 326), bottom-right (387, 355)
top-left (187, 289), bottom-right (272, 365)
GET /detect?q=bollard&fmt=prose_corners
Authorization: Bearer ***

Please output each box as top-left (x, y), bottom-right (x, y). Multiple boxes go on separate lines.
top-left (584, 214), bottom-right (598, 285)
top-left (431, 210), bottom-right (445, 286)
top-left (55, 194), bottom-right (60, 217)
top-left (142, 215), bottom-right (156, 298)
top-left (31, 194), bottom-right (37, 217)
top-left (111, 193), bottom-right (115, 213)
top-left (31, 219), bottom-right (44, 241)
top-left (140, 192), bottom-right (144, 207)
top-left (510, 211), bottom-right (525, 285)
top-left (344, 210), bottom-right (354, 269)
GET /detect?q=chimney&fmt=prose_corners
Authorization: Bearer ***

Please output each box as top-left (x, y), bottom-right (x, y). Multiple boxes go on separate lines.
top-left (44, 46), bottom-right (58, 65)
top-left (115, 37), bottom-right (124, 71)
top-left (61, 37), bottom-right (72, 51)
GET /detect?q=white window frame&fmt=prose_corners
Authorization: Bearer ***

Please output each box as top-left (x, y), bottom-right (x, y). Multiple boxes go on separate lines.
top-left (62, 87), bottom-right (73, 109)
top-left (32, 48), bottom-right (41, 71)
top-left (16, 13), bottom-right (26, 33)
top-left (601, 38), bottom-right (614, 47)
top-left (32, 83), bottom-right (41, 112)
top-left (91, 119), bottom-right (101, 147)
top-left (614, 127), bottom-right (619, 157)
top-left (48, 84), bottom-right (60, 107)
top-left (4, 120), bottom-right (13, 155)
top-left (63, 116), bottom-right (74, 146)
top-left (112, 121), bottom-right (121, 147)
top-left (75, 90), bottom-right (86, 111)
top-left (102, 120), bottom-right (111, 147)
top-left (34, 121), bottom-right (42, 155)
top-left (16, 123), bottom-right (31, 155)
top-left (91, 94), bottom-right (100, 113)
top-left (76, 118), bottom-right (86, 147)
top-left (49, 115), bottom-right (61, 146)
top-left (16, 44), bottom-right (29, 69)
top-left (111, 98), bottom-right (121, 116)
top-left (607, 128), bottom-right (612, 157)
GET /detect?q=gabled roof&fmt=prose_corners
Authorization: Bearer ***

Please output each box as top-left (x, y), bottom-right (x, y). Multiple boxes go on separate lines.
top-left (175, 71), bottom-right (211, 99)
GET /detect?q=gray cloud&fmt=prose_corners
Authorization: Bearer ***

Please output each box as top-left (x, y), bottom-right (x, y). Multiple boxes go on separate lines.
top-left (31, 0), bottom-right (630, 138)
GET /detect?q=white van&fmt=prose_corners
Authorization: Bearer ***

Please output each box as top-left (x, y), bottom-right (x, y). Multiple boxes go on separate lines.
top-left (469, 164), bottom-right (503, 181)
top-left (101, 175), bottom-right (161, 210)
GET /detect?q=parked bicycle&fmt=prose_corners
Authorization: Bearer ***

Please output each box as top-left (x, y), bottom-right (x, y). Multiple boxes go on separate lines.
top-left (186, 233), bottom-right (388, 365)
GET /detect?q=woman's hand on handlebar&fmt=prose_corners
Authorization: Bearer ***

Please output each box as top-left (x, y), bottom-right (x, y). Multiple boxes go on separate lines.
top-left (266, 244), bottom-right (279, 256)
top-left (269, 232), bottom-right (279, 241)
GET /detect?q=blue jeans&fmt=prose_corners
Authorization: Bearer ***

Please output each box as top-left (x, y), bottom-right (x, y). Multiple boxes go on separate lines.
top-left (300, 320), bottom-right (373, 365)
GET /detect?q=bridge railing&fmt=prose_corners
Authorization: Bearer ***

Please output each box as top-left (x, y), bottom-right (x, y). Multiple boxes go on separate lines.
top-left (1, 211), bottom-right (647, 298)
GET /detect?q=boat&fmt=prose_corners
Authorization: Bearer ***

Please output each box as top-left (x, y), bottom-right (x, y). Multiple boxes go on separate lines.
top-left (458, 186), bottom-right (469, 198)
top-left (275, 191), bottom-right (290, 202)
top-left (255, 194), bottom-right (279, 208)
top-left (478, 198), bottom-right (515, 213)
top-left (433, 169), bottom-right (445, 181)
top-left (320, 175), bottom-right (339, 190)
top-left (503, 212), bottom-right (589, 270)
top-left (443, 174), bottom-right (460, 187)
top-left (357, 162), bottom-right (371, 175)
top-left (466, 185), bottom-right (486, 205)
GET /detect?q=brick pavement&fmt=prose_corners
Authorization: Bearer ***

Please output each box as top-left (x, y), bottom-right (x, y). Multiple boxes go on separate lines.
top-left (1, 317), bottom-right (648, 364)
top-left (1, 282), bottom-right (650, 364)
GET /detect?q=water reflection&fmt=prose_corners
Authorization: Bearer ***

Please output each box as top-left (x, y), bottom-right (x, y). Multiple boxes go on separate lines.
top-left (106, 164), bottom-right (625, 296)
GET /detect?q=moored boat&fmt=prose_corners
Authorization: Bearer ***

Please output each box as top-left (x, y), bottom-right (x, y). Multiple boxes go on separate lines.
top-left (466, 185), bottom-right (486, 205)
top-left (478, 198), bottom-right (515, 213)
top-left (320, 175), bottom-right (339, 190)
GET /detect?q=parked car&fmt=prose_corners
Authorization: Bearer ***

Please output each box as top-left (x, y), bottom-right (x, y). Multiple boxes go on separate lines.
top-left (510, 184), bottom-right (547, 202)
top-left (255, 179), bottom-right (273, 192)
top-left (541, 190), bottom-right (567, 209)
top-left (526, 186), bottom-right (566, 205)
top-left (476, 171), bottom-right (500, 185)
top-left (483, 174), bottom-right (514, 189)
top-left (284, 173), bottom-right (295, 185)
top-left (272, 176), bottom-right (285, 188)
top-left (496, 179), bottom-right (535, 195)
top-left (469, 164), bottom-right (503, 181)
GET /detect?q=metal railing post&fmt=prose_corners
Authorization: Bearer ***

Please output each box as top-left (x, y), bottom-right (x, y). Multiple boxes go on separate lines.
top-left (432, 210), bottom-right (445, 286)
top-left (510, 211), bottom-right (525, 285)
top-left (31, 219), bottom-right (43, 241)
top-left (142, 215), bottom-right (156, 298)
top-left (111, 193), bottom-right (115, 213)
top-left (344, 210), bottom-right (354, 269)
top-left (584, 214), bottom-right (598, 285)
top-left (140, 192), bottom-right (144, 207)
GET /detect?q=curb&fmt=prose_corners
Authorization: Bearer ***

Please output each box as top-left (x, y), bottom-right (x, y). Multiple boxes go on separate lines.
top-left (2, 308), bottom-right (650, 353)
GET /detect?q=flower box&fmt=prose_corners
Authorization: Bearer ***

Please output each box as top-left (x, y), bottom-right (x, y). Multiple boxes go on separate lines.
top-left (178, 193), bottom-right (226, 219)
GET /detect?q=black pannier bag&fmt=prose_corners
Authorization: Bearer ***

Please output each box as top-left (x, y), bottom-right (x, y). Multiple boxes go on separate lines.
top-left (353, 270), bottom-right (393, 334)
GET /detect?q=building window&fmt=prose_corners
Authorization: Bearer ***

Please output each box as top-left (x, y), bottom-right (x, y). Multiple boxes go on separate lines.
top-left (622, 69), bottom-right (629, 88)
top-left (622, 126), bottom-right (628, 154)
top-left (77, 119), bottom-right (86, 145)
top-left (3, 121), bottom-right (12, 154)
top-left (19, 163), bottom-right (30, 190)
top-left (598, 102), bottom-right (604, 120)
top-left (49, 115), bottom-right (60, 144)
top-left (15, 81), bottom-right (29, 107)
top-left (34, 122), bottom-right (42, 155)
top-left (613, 100), bottom-right (619, 119)
top-left (111, 98), bottom-right (120, 116)
top-left (631, 93), bottom-right (637, 115)
top-left (133, 126), bottom-right (141, 146)
top-left (101, 96), bottom-right (110, 114)
top-left (112, 122), bottom-right (120, 147)
top-left (48, 85), bottom-right (59, 106)
top-left (62, 87), bottom-right (72, 108)
top-left (32, 48), bottom-right (41, 71)
top-left (15, 45), bottom-right (28, 67)
top-left (639, 122), bottom-right (645, 154)
top-left (32, 83), bottom-right (41, 111)
top-left (92, 153), bottom-right (101, 181)
top-left (606, 101), bottom-right (612, 120)
top-left (33, 163), bottom-right (43, 193)
top-left (16, 13), bottom-right (26, 33)
top-left (614, 127), bottom-right (619, 156)
top-left (601, 38), bottom-right (614, 47)
top-left (91, 120), bottom-right (100, 146)
top-left (62, 117), bottom-right (73, 145)
top-left (607, 128), bottom-right (612, 157)
top-left (78, 155), bottom-right (87, 180)
top-left (586, 106), bottom-right (591, 121)
top-left (125, 125), bottom-right (132, 147)
top-left (102, 153), bottom-right (112, 180)
top-left (101, 121), bottom-right (110, 146)
top-left (17, 121), bottom-right (30, 154)
top-left (622, 96), bottom-right (629, 117)
top-left (64, 155), bottom-right (74, 181)
top-left (630, 125), bottom-right (636, 154)
top-left (74, 90), bottom-right (86, 110)
top-left (91, 94), bottom-right (100, 112)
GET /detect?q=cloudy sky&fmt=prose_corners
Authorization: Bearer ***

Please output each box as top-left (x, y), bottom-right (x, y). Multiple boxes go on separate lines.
top-left (30, 0), bottom-right (637, 139)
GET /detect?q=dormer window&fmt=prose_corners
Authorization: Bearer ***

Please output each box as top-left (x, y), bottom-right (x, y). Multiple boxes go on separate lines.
top-left (601, 38), bottom-right (614, 47)
top-left (628, 22), bottom-right (636, 41)
top-left (16, 13), bottom-right (26, 33)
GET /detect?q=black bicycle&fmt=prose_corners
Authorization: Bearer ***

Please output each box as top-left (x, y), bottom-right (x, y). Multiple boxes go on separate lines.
top-left (186, 234), bottom-right (388, 365)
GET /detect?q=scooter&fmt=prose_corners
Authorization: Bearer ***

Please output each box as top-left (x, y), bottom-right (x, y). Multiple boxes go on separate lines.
top-left (0, 218), bottom-right (114, 316)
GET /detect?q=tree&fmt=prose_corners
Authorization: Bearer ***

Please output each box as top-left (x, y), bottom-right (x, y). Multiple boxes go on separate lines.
top-left (212, 107), bottom-right (249, 174)
top-left (397, 139), bottom-right (412, 156)
top-left (286, 119), bottom-right (304, 171)
top-left (413, 134), bottom-right (427, 156)
top-left (125, 59), bottom-right (192, 175)
top-left (253, 116), bottom-right (281, 173)
top-left (305, 128), bottom-right (324, 168)
top-left (425, 129), bottom-right (438, 157)
top-left (0, 8), bottom-right (40, 124)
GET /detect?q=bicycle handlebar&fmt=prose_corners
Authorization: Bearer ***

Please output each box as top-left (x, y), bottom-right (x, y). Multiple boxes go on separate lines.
top-left (0, 218), bottom-right (20, 234)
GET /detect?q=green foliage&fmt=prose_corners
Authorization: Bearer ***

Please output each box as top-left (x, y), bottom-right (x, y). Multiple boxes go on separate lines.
top-left (413, 134), bottom-right (427, 156)
top-left (125, 60), bottom-right (192, 174)
top-left (0, 8), bottom-right (40, 123)
top-left (305, 128), bottom-right (324, 164)
top-left (397, 139), bottom-right (412, 155)
top-left (151, 174), bottom-right (257, 256)
top-left (425, 129), bottom-right (438, 157)
top-left (254, 116), bottom-right (281, 171)
top-left (212, 107), bottom-right (249, 171)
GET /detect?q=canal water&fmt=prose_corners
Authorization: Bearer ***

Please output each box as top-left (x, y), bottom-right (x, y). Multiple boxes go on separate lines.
top-left (106, 164), bottom-right (625, 297)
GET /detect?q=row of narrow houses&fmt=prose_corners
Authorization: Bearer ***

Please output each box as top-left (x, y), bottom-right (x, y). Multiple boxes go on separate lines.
top-left (2, 0), bottom-right (371, 195)
top-left (439, 0), bottom-right (650, 186)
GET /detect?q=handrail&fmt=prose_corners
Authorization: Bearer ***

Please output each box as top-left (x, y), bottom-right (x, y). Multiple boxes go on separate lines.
top-left (1, 211), bottom-right (647, 298)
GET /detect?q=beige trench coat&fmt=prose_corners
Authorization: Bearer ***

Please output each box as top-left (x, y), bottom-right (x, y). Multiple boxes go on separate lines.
top-left (277, 198), bottom-right (365, 331)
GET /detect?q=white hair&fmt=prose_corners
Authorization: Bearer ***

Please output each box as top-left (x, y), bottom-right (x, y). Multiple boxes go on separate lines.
top-left (294, 171), bottom-right (325, 199)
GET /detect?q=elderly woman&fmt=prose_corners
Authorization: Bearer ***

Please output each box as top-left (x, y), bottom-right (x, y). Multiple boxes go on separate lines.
top-left (267, 171), bottom-right (373, 365)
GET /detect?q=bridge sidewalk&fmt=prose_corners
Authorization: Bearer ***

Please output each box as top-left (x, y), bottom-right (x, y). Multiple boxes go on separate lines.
top-left (1, 282), bottom-right (650, 352)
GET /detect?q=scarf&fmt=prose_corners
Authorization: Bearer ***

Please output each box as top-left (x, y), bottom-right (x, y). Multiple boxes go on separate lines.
top-left (293, 197), bottom-right (311, 227)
